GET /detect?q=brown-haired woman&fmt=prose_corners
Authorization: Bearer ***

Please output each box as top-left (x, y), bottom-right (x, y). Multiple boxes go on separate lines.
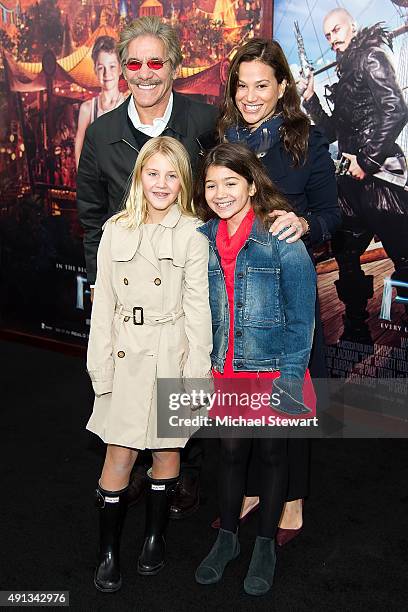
top-left (212, 38), bottom-right (340, 544)
top-left (194, 142), bottom-right (316, 595)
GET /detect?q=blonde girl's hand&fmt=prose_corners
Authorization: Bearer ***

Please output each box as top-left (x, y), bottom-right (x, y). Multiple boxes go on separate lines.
top-left (269, 210), bottom-right (308, 243)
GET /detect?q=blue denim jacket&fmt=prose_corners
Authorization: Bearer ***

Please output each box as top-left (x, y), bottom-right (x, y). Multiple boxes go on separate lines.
top-left (197, 217), bottom-right (317, 414)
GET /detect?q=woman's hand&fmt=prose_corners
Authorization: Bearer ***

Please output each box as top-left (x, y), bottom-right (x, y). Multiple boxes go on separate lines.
top-left (269, 210), bottom-right (308, 243)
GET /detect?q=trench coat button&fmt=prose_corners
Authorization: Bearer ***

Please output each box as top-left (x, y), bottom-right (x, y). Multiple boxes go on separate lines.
top-left (154, 277), bottom-right (162, 286)
top-left (124, 316), bottom-right (130, 322)
top-left (237, 302), bottom-right (243, 308)
top-left (117, 351), bottom-right (125, 358)
top-left (124, 278), bottom-right (129, 285)
top-left (236, 330), bottom-right (242, 337)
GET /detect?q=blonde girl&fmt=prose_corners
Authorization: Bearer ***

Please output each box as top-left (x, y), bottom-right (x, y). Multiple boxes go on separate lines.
top-left (86, 136), bottom-right (212, 592)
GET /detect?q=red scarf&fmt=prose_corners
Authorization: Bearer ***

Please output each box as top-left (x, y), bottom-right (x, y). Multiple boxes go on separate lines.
top-left (216, 207), bottom-right (255, 305)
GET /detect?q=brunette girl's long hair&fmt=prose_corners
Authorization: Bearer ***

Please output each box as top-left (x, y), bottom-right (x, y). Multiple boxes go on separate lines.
top-left (194, 143), bottom-right (291, 225)
top-left (218, 38), bottom-right (310, 166)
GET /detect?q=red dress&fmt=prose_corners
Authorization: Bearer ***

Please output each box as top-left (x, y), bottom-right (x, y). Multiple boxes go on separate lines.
top-left (211, 208), bottom-right (315, 421)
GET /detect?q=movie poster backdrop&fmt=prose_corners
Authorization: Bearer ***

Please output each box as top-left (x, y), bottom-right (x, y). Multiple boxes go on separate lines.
top-left (273, 0), bottom-right (408, 380)
top-left (0, 0), bottom-right (271, 345)
top-left (2, 0), bottom-right (407, 386)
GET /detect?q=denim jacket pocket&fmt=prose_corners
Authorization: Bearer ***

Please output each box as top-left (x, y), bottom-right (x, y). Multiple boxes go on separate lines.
top-left (208, 269), bottom-right (224, 323)
top-left (244, 267), bottom-right (282, 325)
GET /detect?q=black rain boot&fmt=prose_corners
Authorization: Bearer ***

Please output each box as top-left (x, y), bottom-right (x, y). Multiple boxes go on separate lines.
top-left (94, 484), bottom-right (128, 593)
top-left (244, 536), bottom-right (276, 596)
top-left (137, 473), bottom-right (178, 576)
top-left (195, 528), bottom-right (240, 585)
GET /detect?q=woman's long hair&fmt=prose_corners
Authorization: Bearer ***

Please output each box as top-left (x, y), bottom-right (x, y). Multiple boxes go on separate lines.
top-left (219, 39), bottom-right (310, 165)
top-left (115, 136), bottom-right (194, 228)
top-left (194, 143), bottom-right (291, 225)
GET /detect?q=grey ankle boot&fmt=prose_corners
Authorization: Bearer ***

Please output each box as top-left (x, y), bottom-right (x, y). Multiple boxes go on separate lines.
top-left (244, 536), bottom-right (276, 596)
top-left (195, 528), bottom-right (240, 585)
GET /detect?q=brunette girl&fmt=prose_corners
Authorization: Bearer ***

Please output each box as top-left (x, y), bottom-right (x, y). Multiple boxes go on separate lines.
top-left (194, 143), bottom-right (316, 596)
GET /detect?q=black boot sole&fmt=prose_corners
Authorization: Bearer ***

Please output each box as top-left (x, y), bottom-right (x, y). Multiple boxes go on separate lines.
top-left (94, 576), bottom-right (122, 593)
top-left (137, 561), bottom-right (165, 576)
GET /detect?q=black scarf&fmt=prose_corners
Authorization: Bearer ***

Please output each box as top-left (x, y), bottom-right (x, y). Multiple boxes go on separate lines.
top-left (225, 115), bottom-right (283, 157)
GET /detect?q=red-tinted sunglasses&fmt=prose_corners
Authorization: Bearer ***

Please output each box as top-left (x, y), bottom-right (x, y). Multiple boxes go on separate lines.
top-left (125, 58), bottom-right (170, 71)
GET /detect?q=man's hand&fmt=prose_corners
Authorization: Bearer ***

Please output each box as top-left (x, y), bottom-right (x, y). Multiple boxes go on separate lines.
top-left (269, 210), bottom-right (308, 243)
top-left (297, 73), bottom-right (315, 101)
top-left (342, 153), bottom-right (366, 180)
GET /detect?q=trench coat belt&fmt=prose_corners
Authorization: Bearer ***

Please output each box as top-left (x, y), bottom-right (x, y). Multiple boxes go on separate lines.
top-left (114, 304), bottom-right (184, 325)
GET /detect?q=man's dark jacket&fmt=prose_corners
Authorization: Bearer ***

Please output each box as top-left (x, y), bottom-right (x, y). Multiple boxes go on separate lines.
top-left (77, 92), bottom-right (218, 284)
top-left (304, 23), bottom-right (408, 175)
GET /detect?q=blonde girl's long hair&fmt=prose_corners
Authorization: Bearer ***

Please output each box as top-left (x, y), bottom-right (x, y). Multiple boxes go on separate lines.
top-left (115, 136), bottom-right (194, 228)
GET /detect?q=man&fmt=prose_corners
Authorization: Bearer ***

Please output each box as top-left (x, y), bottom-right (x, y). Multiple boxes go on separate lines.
top-left (300, 8), bottom-right (408, 341)
top-left (77, 16), bottom-right (218, 517)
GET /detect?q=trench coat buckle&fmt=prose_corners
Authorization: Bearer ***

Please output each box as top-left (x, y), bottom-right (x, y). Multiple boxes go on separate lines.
top-left (133, 306), bottom-right (144, 325)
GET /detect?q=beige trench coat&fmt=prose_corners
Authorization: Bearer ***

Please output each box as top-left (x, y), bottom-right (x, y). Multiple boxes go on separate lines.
top-left (86, 205), bottom-right (212, 450)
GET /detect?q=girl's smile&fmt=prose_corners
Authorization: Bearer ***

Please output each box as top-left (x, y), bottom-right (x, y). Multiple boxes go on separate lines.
top-left (205, 165), bottom-right (255, 234)
top-left (141, 152), bottom-right (181, 222)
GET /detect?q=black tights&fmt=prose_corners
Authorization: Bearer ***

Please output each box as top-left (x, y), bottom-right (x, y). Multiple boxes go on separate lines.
top-left (219, 436), bottom-right (288, 538)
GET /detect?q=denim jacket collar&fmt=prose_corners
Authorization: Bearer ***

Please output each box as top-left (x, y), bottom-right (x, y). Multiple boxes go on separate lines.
top-left (198, 215), bottom-right (270, 246)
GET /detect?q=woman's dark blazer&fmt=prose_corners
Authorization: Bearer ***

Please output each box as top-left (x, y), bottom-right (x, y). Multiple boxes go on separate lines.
top-left (260, 126), bottom-right (340, 248)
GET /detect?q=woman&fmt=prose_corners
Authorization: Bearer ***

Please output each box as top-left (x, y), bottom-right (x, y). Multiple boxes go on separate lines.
top-left (86, 136), bottom-right (212, 592)
top-left (194, 143), bottom-right (316, 596)
top-left (211, 38), bottom-right (340, 542)
top-left (75, 36), bottom-right (126, 167)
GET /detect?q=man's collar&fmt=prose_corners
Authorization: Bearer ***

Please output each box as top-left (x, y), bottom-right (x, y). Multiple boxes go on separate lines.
top-left (163, 91), bottom-right (188, 137)
top-left (107, 91), bottom-right (188, 145)
top-left (128, 92), bottom-right (173, 130)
